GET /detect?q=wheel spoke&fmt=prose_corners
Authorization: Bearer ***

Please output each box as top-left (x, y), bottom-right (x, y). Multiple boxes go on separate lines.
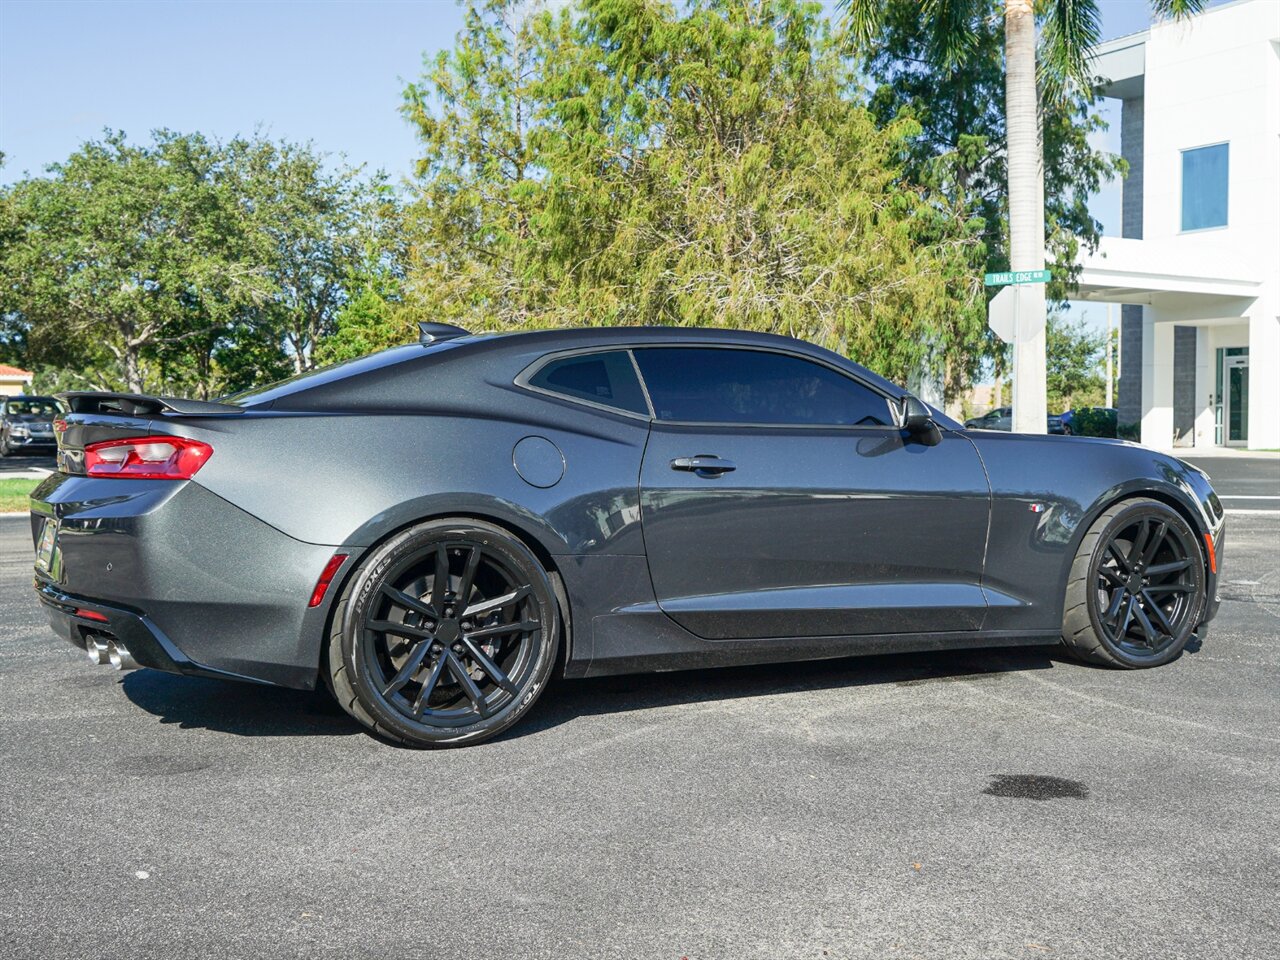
top-left (410, 653), bottom-right (449, 717)
top-left (1139, 521), bottom-right (1167, 569)
top-left (431, 543), bottom-right (451, 612)
top-left (1105, 541), bottom-right (1132, 574)
top-left (456, 547), bottom-right (482, 611)
top-left (466, 619), bottom-right (539, 640)
top-left (464, 586), bottom-right (530, 619)
top-left (1099, 565), bottom-right (1126, 587)
top-left (1130, 602), bottom-right (1160, 648)
top-left (382, 641), bottom-right (432, 697)
top-left (460, 637), bottom-right (518, 694)
top-left (1117, 594), bottom-right (1136, 638)
top-left (1146, 558), bottom-right (1192, 577)
top-left (1140, 590), bottom-right (1177, 638)
top-left (444, 650), bottom-right (489, 717)
top-left (1145, 582), bottom-right (1193, 595)
top-left (1102, 588), bottom-right (1127, 627)
top-left (1126, 520), bottom-right (1150, 568)
top-left (381, 584), bottom-right (437, 621)
top-left (366, 620), bottom-right (434, 641)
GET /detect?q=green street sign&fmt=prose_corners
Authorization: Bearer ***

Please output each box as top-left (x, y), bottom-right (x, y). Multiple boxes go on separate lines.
top-left (984, 269), bottom-right (1051, 287)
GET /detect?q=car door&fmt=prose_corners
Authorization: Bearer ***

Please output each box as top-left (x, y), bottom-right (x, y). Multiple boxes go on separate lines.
top-left (635, 346), bottom-right (992, 641)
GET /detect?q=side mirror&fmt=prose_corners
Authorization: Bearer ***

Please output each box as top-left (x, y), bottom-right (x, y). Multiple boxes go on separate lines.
top-left (897, 395), bottom-right (941, 445)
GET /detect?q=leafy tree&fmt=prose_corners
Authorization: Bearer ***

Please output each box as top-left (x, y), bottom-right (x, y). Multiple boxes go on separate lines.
top-left (1046, 312), bottom-right (1104, 412)
top-left (400, 0), bottom-right (989, 391)
top-left (840, 0), bottom-right (1204, 430)
top-left (226, 137), bottom-right (387, 375)
top-left (0, 131), bottom-right (392, 396)
top-left (0, 131), bottom-right (268, 393)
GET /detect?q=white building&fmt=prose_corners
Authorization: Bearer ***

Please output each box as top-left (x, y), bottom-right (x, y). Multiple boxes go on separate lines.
top-left (1076, 0), bottom-right (1280, 450)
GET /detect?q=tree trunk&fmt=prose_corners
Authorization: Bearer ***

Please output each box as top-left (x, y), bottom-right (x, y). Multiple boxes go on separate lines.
top-left (1004, 0), bottom-right (1048, 433)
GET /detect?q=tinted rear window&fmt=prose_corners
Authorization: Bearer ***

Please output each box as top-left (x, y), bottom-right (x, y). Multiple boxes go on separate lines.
top-left (633, 348), bottom-right (890, 426)
top-left (528, 351), bottom-right (649, 415)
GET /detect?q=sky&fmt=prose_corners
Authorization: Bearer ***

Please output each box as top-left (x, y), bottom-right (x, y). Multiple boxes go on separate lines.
top-left (0, 0), bottom-right (1186, 336)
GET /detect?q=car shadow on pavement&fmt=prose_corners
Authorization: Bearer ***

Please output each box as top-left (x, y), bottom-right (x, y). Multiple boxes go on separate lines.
top-left (118, 644), bottom-right (1064, 744)
top-left (121, 670), bottom-right (361, 739)
top-left (505, 645), bottom-right (1064, 742)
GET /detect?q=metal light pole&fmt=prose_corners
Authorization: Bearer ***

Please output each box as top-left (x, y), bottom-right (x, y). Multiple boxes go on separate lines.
top-left (1105, 302), bottom-right (1114, 408)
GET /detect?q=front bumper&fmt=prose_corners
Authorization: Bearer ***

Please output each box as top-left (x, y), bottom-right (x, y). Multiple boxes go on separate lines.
top-left (1199, 518), bottom-right (1225, 628)
top-left (7, 435), bottom-right (56, 449)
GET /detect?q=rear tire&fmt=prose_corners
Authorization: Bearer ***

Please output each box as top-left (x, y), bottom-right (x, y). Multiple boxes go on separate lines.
top-left (1061, 498), bottom-right (1206, 668)
top-left (326, 519), bottom-right (560, 747)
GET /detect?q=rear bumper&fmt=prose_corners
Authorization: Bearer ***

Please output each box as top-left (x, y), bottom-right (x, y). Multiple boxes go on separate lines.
top-left (36, 579), bottom-right (276, 685)
top-left (29, 474), bottom-right (346, 689)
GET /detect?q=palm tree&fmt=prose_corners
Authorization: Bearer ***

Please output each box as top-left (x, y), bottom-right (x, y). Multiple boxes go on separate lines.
top-left (839, 0), bottom-right (1204, 432)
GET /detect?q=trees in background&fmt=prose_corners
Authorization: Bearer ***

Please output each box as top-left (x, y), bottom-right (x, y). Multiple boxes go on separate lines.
top-left (0, 0), bottom-right (1135, 400)
top-left (1046, 312), bottom-right (1106, 412)
top-left (841, 0), bottom-right (1203, 429)
top-left (0, 131), bottom-right (397, 397)
top-left (400, 0), bottom-right (989, 391)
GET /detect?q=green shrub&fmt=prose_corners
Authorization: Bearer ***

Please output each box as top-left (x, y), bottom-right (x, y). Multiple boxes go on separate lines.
top-left (1117, 420), bottom-right (1140, 442)
top-left (1071, 407), bottom-right (1119, 438)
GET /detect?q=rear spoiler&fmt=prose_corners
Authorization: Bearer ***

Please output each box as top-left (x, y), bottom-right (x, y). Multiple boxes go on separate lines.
top-left (57, 392), bottom-right (245, 417)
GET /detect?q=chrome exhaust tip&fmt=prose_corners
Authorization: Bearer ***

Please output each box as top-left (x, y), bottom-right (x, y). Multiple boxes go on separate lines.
top-left (107, 641), bottom-right (138, 671)
top-left (85, 637), bottom-right (111, 666)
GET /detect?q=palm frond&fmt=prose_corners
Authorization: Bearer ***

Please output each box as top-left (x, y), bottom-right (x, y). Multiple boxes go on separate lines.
top-left (1037, 0), bottom-right (1102, 104)
top-left (835, 0), bottom-right (888, 48)
top-left (923, 0), bottom-right (982, 68)
top-left (1149, 0), bottom-right (1207, 20)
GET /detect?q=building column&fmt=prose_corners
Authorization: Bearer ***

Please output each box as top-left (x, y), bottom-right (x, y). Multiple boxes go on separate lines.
top-left (1193, 327), bottom-right (1215, 448)
top-left (1248, 310), bottom-right (1280, 450)
top-left (1118, 305), bottom-right (1144, 430)
top-left (1142, 319), bottom-right (1174, 449)
top-left (1172, 326), bottom-right (1197, 447)
top-left (1116, 95), bottom-right (1145, 433)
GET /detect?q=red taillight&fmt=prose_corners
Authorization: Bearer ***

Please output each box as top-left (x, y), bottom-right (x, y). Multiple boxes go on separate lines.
top-left (74, 608), bottom-right (109, 623)
top-left (308, 554), bottom-right (349, 608)
top-left (84, 435), bottom-right (212, 480)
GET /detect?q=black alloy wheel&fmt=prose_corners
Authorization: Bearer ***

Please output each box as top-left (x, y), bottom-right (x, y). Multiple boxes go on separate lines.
top-left (327, 519), bottom-right (560, 747)
top-left (1061, 499), bottom-right (1206, 668)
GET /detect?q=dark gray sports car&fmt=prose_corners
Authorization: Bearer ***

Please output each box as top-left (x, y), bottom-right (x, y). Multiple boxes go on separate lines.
top-left (30, 326), bottom-right (1225, 747)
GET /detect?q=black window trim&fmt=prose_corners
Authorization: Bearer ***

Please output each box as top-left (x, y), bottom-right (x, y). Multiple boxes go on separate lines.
top-left (514, 347), bottom-right (655, 421)
top-left (515, 342), bottom-right (903, 431)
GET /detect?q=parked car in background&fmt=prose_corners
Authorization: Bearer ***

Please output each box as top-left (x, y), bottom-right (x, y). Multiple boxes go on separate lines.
top-left (0, 396), bottom-right (64, 456)
top-left (1061, 407), bottom-right (1119, 438)
top-left (964, 406), bottom-right (1067, 434)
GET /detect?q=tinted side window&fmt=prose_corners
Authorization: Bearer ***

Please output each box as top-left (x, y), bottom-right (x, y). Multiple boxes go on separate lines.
top-left (633, 348), bottom-right (890, 426)
top-left (528, 350), bottom-right (649, 415)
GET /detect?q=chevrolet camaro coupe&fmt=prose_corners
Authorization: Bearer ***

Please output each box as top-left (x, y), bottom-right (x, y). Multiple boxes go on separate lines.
top-left (31, 326), bottom-right (1225, 747)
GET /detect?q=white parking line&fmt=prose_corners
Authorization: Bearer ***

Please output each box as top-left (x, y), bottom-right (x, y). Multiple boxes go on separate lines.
top-left (1225, 509), bottom-right (1280, 516)
top-left (1220, 495), bottom-right (1280, 500)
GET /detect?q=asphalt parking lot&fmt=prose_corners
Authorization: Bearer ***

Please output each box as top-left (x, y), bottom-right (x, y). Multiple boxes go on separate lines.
top-left (1, 462), bottom-right (1277, 960)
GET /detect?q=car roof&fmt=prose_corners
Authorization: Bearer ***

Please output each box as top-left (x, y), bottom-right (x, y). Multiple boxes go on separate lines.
top-left (233, 325), bottom-right (942, 421)
top-left (452, 326), bottom-right (911, 396)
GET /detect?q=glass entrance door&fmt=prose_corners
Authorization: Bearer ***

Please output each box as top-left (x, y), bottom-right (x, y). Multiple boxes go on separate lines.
top-left (1224, 355), bottom-right (1249, 446)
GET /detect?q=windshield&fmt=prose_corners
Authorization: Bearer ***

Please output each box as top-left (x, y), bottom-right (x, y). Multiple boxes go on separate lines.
top-left (5, 398), bottom-right (63, 417)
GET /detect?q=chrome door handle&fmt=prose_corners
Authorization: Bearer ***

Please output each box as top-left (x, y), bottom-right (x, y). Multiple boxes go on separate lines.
top-left (671, 456), bottom-right (736, 476)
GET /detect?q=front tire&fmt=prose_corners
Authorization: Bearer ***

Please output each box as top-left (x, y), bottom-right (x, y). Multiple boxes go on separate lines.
top-left (1061, 498), bottom-right (1206, 668)
top-left (326, 519), bottom-right (560, 747)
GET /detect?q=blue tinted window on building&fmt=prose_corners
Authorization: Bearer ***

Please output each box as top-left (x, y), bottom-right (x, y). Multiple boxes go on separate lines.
top-left (1181, 143), bottom-right (1228, 231)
